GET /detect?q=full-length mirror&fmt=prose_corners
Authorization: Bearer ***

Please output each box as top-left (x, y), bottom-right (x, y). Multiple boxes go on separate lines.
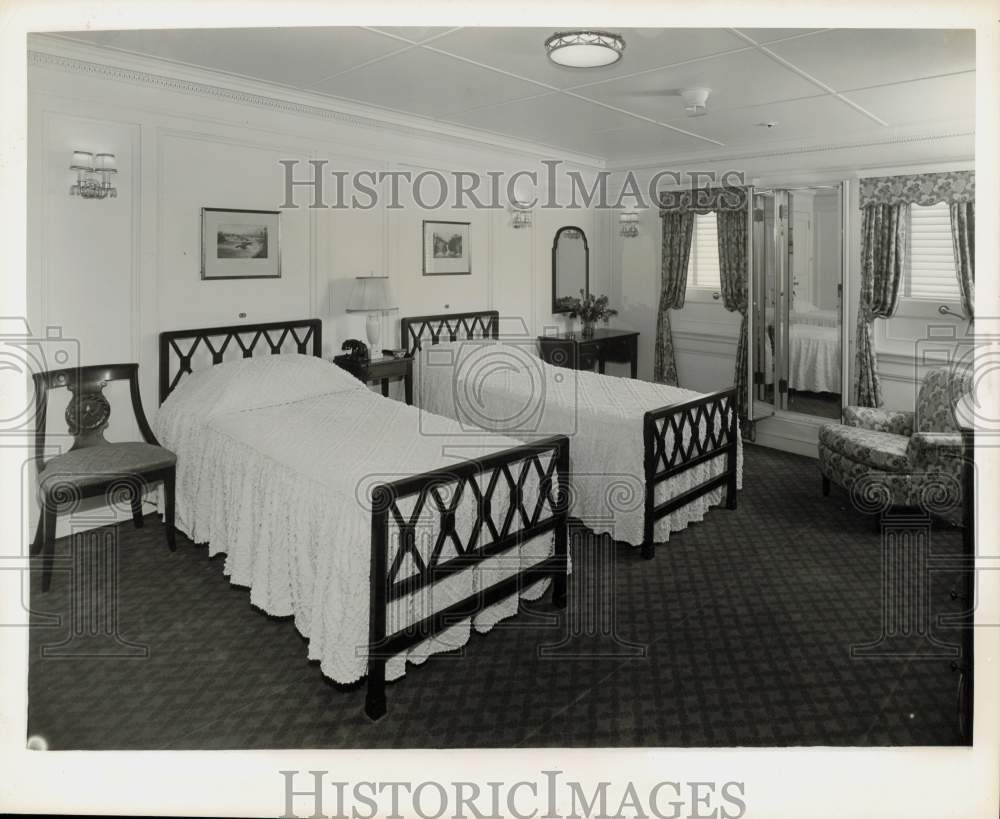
top-left (752, 184), bottom-right (846, 421)
top-left (552, 226), bottom-right (589, 313)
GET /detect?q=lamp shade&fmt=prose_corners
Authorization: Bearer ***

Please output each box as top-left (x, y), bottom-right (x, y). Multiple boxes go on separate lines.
top-left (70, 150), bottom-right (94, 170)
top-left (346, 275), bottom-right (395, 312)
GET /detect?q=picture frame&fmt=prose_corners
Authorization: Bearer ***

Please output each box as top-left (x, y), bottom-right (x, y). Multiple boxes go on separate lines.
top-left (422, 220), bottom-right (471, 276)
top-left (201, 207), bottom-right (281, 280)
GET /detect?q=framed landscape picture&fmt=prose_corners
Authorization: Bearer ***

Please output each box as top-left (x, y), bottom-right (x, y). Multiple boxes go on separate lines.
top-left (423, 220), bottom-right (471, 275)
top-left (201, 207), bottom-right (281, 280)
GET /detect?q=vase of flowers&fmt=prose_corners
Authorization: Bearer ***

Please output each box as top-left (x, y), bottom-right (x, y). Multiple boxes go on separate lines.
top-left (567, 290), bottom-right (618, 337)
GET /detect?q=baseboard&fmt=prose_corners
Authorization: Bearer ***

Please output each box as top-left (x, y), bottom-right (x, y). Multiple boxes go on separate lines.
top-left (752, 413), bottom-right (822, 459)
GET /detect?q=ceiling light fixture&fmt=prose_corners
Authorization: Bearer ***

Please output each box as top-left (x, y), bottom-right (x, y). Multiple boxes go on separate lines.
top-left (545, 31), bottom-right (625, 68)
top-left (680, 88), bottom-right (711, 117)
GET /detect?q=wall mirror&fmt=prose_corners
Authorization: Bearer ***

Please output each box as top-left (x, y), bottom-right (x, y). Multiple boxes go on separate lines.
top-left (552, 226), bottom-right (589, 313)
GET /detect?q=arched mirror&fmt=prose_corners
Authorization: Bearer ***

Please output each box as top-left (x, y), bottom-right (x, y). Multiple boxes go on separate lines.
top-left (552, 226), bottom-right (589, 313)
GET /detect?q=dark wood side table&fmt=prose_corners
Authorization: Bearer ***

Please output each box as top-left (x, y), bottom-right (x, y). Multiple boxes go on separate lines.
top-left (538, 329), bottom-right (639, 378)
top-left (333, 355), bottom-right (413, 405)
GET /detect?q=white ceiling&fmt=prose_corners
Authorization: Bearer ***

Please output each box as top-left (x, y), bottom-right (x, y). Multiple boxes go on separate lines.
top-left (52, 26), bottom-right (976, 163)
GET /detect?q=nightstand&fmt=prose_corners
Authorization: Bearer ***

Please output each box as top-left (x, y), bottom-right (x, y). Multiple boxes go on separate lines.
top-left (538, 329), bottom-right (639, 378)
top-left (333, 355), bottom-right (413, 405)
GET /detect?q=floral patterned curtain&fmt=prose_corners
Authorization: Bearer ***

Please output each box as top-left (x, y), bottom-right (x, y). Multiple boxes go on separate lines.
top-left (854, 170), bottom-right (974, 406)
top-left (657, 186), bottom-right (749, 406)
top-left (657, 186), bottom-right (749, 213)
top-left (654, 211), bottom-right (694, 385)
top-left (859, 171), bottom-right (974, 207)
top-left (716, 208), bottom-right (749, 419)
top-left (950, 202), bottom-right (975, 318)
top-left (854, 203), bottom-right (907, 407)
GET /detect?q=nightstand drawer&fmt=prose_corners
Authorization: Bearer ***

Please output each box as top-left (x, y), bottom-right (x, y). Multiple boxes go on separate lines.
top-left (598, 338), bottom-right (632, 362)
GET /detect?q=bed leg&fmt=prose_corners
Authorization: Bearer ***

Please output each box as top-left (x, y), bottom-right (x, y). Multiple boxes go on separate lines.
top-left (641, 540), bottom-right (655, 560)
top-left (365, 661), bottom-right (386, 721)
top-left (822, 475), bottom-right (831, 497)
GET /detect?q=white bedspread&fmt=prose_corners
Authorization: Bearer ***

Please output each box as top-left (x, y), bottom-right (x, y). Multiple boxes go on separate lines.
top-left (765, 324), bottom-right (842, 393)
top-left (412, 340), bottom-right (742, 547)
top-left (789, 308), bottom-right (839, 328)
top-left (154, 354), bottom-right (555, 685)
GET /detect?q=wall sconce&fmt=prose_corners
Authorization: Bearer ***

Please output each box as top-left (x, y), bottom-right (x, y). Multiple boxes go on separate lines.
top-left (619, 211), bottom-right (639, 238)
top-left (510, 199), bottom-right (533, 229)
top-left (70, 150), bottom-right (118, 200)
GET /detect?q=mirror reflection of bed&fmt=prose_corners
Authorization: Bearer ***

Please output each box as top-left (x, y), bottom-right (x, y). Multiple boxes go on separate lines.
top-left (756, 186), bottom-right (844, 421)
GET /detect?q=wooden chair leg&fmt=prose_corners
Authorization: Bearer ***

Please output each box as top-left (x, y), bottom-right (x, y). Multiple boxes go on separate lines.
top-left (163, 469), bottom-right (176, 551)
top-left (822, 475), bottom-right (831, 497)
top-left (130, 485), bottom-right (144, 528)
top-left (30, 506), bottom-right (46, 557)
top-left (39, 506), bottom-right (57, 593)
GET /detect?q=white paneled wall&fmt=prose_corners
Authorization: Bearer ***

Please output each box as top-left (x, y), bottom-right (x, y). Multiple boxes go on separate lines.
top-left (26, 49), bottom-right (597, 533)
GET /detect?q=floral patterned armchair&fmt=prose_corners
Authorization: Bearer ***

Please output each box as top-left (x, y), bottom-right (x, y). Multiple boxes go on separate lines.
top-left (818, 367), bottom-right (973, 523)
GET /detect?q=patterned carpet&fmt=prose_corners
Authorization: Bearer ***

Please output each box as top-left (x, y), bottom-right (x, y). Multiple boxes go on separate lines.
top-left (26, 444), bottom-right (969, 749)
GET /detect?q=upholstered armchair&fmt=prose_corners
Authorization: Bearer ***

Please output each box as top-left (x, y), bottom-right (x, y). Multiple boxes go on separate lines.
top-left (818, 367), bottom-right (973, 524)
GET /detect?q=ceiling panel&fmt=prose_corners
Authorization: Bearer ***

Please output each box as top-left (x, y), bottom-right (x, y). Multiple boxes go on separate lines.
top-left (573, 48), bottom-right (823, 120)
top-left (732, 29), bottom-right (826, 45)
top-left (430, 28), bottom-right (748, 90)
top-left (843, 72), bottom-right (976, 127)
top-left (61, 27), bottom-right (405, 88)
top-left (767, 28), bottom-right (976, 91)
top-left (310, 47), bottom-right (545, 117)
top-left (368, 27), bottom-right (456, 44)
top-left (445, 92), bottom-right (644, 145)
top-left (660, 95), bottom-right (879, 150)
top-left (571, 123), bottom-right (721, 162)
top-left (46, 27), bottom-right (975, 162)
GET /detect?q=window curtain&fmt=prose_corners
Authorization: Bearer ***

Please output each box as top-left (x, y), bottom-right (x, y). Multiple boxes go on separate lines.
top-left (950, 201), bottom-right (975, 318)
top-left (855, 171), bottom-right (975, 406)
top-left (653, 211), bottom-right (694, 385)
top-left (854, 203), bottom-right (907, 407)
top-left (716, 208), bottom-right (749, 419)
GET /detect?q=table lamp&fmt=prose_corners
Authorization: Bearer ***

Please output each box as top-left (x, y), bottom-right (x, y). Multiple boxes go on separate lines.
top-left (346, 275), bottom-right (396, 354)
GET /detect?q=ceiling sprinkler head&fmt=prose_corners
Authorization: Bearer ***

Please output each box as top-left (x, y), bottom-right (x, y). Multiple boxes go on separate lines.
top-left (755, 121), bottom-right (779, 129)
top-left (680, 87), bottom-right (710, 117)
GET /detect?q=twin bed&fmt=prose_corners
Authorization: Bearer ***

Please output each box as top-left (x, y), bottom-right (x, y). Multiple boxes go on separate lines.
top-left (155, 313), bottom-right (740, 719)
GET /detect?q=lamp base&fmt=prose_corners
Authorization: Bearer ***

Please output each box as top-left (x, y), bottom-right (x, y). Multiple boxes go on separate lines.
top-left (365, 313), bottom-right (381, 356)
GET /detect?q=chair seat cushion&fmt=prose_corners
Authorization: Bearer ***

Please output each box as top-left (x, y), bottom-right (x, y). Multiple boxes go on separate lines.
top-left (39, 442), bottom-right (176, 492)
top-left (818, 424), bottom-right (911, 473)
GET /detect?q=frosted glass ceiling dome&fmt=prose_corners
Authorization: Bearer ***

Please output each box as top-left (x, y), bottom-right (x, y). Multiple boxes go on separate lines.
top-left (545, 31), bottom-right (625, 68)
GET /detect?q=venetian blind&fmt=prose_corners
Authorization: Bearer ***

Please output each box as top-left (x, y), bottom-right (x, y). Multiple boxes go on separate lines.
top-left (687, 212), bottom-right (721, 290)
top-left (907, 202), bottom-right (960, 301)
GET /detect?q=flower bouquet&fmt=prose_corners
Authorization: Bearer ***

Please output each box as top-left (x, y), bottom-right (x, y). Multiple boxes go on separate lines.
top-left (566, 290), bottom-right (618, 337)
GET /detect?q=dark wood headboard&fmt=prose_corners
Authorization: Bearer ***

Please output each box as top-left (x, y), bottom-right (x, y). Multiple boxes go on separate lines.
top-left (399, 310), bottom-right (499, 356)
top-left (158, 318), bottom-right (322, 404)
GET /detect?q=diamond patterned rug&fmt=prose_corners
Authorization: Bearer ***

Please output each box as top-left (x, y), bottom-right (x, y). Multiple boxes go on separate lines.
top-left (26, 444), bottom-right (968, 749)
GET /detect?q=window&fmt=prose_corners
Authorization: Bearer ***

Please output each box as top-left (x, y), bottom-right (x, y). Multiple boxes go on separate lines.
top-left (687, 212), bottom-right (721, 290)
top-left (905, 202), bottom-right (960, 301)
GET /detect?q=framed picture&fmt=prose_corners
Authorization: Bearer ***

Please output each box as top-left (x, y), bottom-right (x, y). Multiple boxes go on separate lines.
top-left (422, 220), bottom-right (471, 276)
top-left (201, 207), bottom-right (281, 280)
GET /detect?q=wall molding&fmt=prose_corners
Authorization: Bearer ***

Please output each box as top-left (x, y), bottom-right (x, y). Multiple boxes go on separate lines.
top-left (609, 127), bottom-right (974, 173)
top-left (29, 42), bottom-right (604, 170)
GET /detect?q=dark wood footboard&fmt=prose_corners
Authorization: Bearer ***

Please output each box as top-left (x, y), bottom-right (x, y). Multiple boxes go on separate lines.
top-left (365, 434), bottom-right (570, 720)
top-left (641, 388), bottom-right (739, 560)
